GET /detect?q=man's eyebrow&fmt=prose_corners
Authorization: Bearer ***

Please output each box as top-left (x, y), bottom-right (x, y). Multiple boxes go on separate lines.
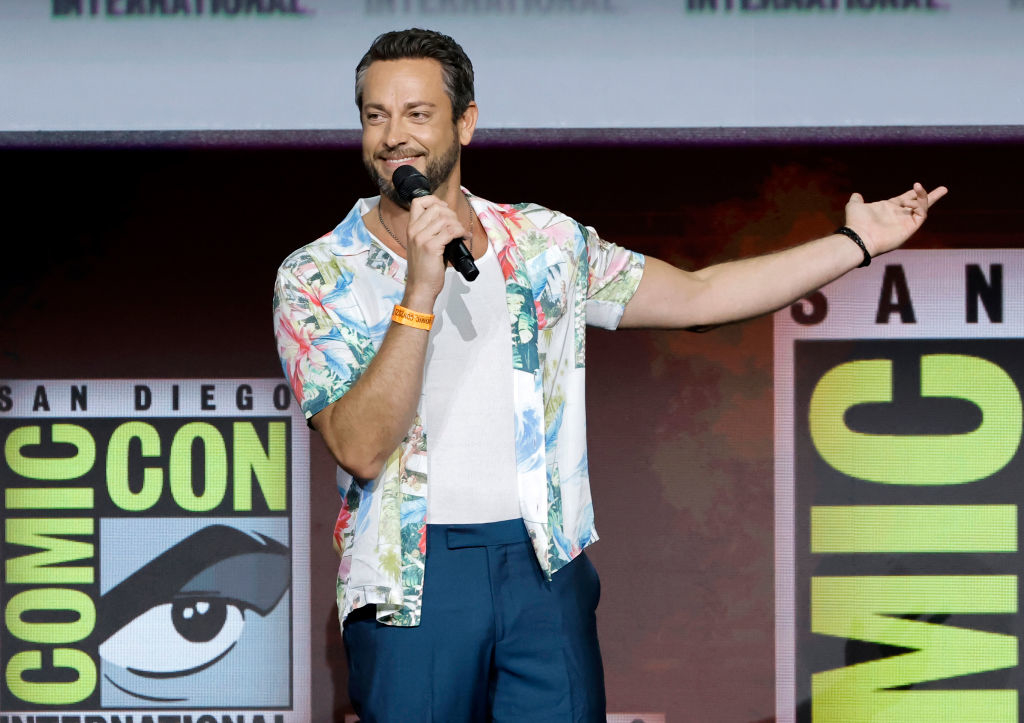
top-left (363, 101), bottom-right (438, 112)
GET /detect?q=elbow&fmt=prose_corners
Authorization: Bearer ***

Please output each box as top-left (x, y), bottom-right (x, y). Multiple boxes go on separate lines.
top-left (333, 442), bottom-right (395, 481)
top-left (310, 412), bottom-right (379, 479)
top-left (337, 453), bottom-right (386, 482)
top-left (323, 437), bottom-right (388, 481)
top-left (311, 406), bottom-right (394, 481)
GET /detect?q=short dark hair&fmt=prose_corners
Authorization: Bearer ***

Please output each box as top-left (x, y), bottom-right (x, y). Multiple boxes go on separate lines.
top-left (355, 28), bottom-right (475, 122)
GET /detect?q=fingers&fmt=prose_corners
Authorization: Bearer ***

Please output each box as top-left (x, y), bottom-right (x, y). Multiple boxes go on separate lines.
top-left (400, 196), bottom-right (467, 299)
top-left (880, 183), bottom-right (946, 222)
top-left (893, 187), bottom-right (921, 205)
top-left (406, 197), bottom-right (466, 252)
top-left (406, 194), bottom-right (444, 226)
top-left (926, 185), bottom-right (949, 205)
top-left (901, 184), bottom-right (929, 219)
top-left (415, 216), bottom-right (465, 249)
top-left (896, 183), bottom-right (947, 206)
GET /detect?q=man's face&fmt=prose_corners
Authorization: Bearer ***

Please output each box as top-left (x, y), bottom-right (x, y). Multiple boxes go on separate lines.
top-left (360, 58), bottom-right (470, 207)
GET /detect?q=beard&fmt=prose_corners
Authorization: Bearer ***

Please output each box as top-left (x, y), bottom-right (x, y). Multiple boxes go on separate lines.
top-left (365, 130), bottom-right (462, 209)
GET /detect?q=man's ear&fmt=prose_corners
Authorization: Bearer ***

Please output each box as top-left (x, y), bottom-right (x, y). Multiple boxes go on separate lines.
top-left (458, 101), bottom-right (479, 146)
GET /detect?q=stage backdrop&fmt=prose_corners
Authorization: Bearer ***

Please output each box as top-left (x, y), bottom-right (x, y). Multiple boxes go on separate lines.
top-left (0, 0), bottom-right (1022, 132)
top-left (1, 139), bottom-right (1019, 722)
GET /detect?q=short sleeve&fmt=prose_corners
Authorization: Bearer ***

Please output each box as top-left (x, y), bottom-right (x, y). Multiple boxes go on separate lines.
top-left (272, 249), bottom-right (377, 420)
top-left (583, 225), bottom-right (646, 330)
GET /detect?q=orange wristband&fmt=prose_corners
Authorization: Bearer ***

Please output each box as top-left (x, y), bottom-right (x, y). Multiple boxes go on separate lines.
top-left (392, 304), bottom-right (434, 330)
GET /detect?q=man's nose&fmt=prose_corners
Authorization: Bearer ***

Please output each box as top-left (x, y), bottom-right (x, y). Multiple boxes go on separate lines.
top-left (383, 118), bottom-right (409, 149)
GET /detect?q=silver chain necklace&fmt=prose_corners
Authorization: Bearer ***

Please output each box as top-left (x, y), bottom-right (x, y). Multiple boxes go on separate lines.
top-left (377, 192), bottom-right (474, 254)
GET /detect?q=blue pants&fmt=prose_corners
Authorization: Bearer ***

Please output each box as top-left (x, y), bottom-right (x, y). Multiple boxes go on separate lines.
top-left (343, 518), bottom-right (605, 722)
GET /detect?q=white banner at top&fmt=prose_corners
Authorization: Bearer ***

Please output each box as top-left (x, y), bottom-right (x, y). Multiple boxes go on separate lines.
top-left (1, 0), bottom-right (1021, 132)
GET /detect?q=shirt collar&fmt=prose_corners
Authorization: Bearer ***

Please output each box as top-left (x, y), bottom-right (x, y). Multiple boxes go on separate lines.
top-left (330, 189), bottom-right (509, 282)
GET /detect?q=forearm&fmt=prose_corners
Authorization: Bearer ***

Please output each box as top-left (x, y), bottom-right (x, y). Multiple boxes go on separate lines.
top-left (621, 232), bottom-right (864, 329)
top-left (689, 231), bottom-right (865, 324)
top-left (312, 289), bottom-right (435, 479)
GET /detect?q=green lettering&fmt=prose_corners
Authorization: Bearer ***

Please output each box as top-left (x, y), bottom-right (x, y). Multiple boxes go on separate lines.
top-left (5, 648), bottom-right (96, 704)
top-left (812, 575), bottom-right (1017, 722)
top-left (233, 421), bottom-right (286, 511)
top-left (5, 487), bottom-right (94, 509)
top-left (4, 424), bottom-right (96, 481)
top-left (106, 421), bottom-right (163, 511)
top-left (811, 505), bottom-right (1017, 553)
top-left (5, 518), bottom-right (94, 584)
top-left (169, 422), bottom-right (226, 512)
top-left (6, 588), bottom-right (95, 643)
top-left (809, 355), bottom-right (1022, 484)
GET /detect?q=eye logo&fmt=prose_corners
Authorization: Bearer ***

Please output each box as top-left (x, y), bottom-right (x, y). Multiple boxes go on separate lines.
top-left (98, 524), bottom-right (291, 706)
top-left (174, 598), bottom-right (235, 641)
top-left (174, 597), bottom-right (237, 642)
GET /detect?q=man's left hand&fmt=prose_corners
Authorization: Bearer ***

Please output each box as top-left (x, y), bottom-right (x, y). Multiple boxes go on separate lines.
top-left (845, 182), bottom-right (949, 258)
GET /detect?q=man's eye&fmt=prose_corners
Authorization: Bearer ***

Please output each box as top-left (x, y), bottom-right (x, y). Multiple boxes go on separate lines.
top-left (99, 597), bottom-right (245, 676)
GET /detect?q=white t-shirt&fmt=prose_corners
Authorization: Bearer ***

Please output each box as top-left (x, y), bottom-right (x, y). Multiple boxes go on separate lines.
top-left (421, 244), bottom-right (521, 524)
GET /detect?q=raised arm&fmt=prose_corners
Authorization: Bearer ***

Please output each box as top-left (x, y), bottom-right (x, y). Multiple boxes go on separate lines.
top-left (282, 195), bottom-right (465, 480)
top-left (619, 183), bottom-right (948, 329)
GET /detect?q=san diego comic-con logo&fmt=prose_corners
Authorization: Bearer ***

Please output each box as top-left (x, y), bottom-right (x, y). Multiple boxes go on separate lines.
top-left (1, 380), bottom-right (306, 718)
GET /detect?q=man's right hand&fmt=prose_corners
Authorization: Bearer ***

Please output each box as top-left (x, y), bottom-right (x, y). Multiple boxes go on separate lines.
top-left (403, 194), bottom-right (469, 309)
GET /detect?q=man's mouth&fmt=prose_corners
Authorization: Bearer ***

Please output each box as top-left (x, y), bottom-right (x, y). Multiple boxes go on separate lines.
top-left (380, 155), bottom-right (422, 167)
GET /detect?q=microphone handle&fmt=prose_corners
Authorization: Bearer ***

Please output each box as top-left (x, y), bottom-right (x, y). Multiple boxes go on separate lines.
top-left (444, 238), bottom-right (480, 282)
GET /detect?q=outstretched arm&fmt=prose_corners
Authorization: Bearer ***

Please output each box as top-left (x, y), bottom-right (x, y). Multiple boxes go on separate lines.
top-left (619, 183), bottom-right (948, 329)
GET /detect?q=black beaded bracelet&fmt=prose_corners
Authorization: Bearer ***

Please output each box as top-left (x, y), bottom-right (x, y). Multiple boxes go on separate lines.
top-left (835, 226), bottom-right (871, 268)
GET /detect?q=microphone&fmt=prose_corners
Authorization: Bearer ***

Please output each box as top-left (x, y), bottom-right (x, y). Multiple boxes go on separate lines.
top-left (392, 165), bottom-right (479, 282)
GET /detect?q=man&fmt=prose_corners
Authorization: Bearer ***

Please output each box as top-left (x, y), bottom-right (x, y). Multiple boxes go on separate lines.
top-left (273, 28), bottom-right (945, 723)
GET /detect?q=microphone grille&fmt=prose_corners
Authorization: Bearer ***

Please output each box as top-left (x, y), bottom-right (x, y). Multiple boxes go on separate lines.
top-left (392, 165), bottom-right (431, 203)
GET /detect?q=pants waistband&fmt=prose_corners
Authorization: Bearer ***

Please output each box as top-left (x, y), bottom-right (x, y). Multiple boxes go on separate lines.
top-left (428, 518), bottom-right (530, 549)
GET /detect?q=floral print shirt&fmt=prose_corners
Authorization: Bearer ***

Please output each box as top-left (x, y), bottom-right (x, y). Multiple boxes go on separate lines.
top-left (273, 191), bottom-right (645, 627)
